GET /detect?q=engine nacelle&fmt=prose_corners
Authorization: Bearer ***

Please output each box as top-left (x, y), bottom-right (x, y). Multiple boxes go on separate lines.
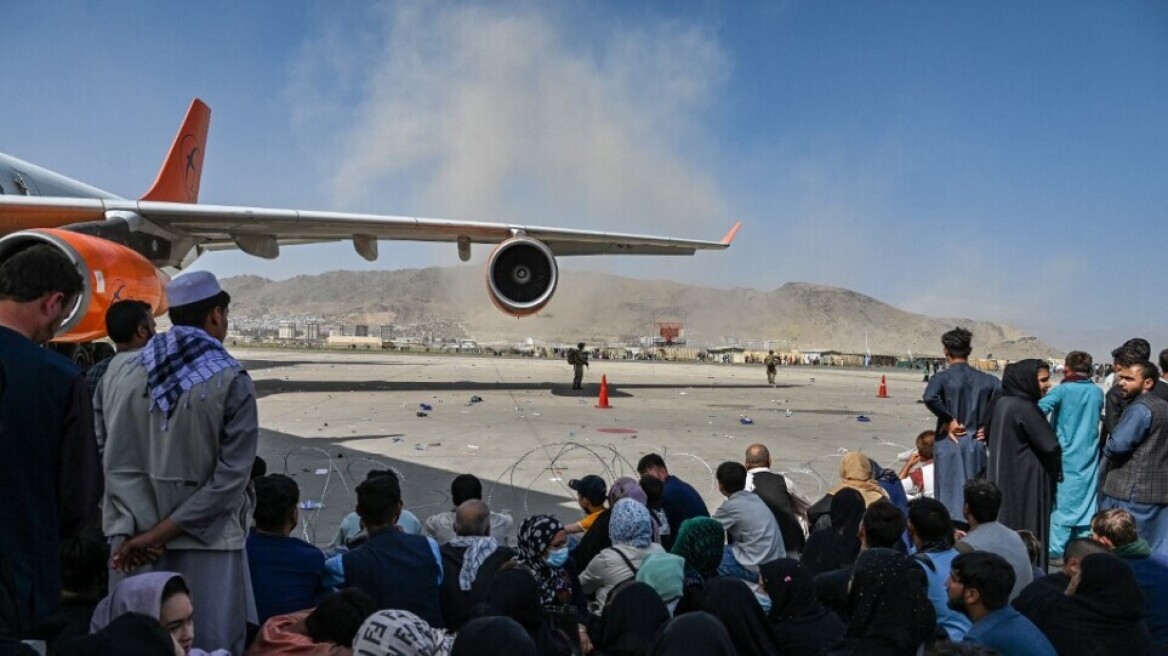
top-left (0, 229), bottom-right (169, 342)
top-left (486, 236), bottom-right (558, 316)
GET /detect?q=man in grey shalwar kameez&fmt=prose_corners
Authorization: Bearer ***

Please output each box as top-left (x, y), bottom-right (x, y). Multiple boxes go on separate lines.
top-left (923, 328), bottom-right (1001, 527)
top-left (96, 271), bottom-right (257, 655)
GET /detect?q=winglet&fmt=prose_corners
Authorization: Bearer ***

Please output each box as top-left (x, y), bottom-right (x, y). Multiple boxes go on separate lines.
top-left (720, 221), bottom-right (742, 246)
top-left (141, 99), bottom-right (211, 203)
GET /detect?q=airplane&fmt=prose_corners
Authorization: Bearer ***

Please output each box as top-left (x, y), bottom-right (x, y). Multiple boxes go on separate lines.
top-left (0, 99), bottom-right (739, 366)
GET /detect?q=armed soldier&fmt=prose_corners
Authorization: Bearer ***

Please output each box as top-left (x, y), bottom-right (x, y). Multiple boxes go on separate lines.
top-left (568, 342), bottom-right (589, 390)
top-left (764, 349), bottom-right (778, 385)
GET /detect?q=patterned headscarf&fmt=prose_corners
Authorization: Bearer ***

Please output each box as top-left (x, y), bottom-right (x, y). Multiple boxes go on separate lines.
top-left (352, 609), bottom-right (453, 656)
top-left (139, 326), bottom-right (241, 427)
top-left (448, 536), bottom-right (499, 591)
top-left (846, 548), bottom-right (936, 651)
top-left (609, 498), bottom-right (652, 549)
top-left (671, 517), bottom-right (725, 579)
top-left (515, 515), bottom-right (571, 605)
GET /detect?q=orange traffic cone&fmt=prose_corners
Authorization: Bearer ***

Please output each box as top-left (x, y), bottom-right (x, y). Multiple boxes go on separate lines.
top-left (596, 375), bottom-right (612, 409)
top-left (877, 375), bottom-right (889, 399)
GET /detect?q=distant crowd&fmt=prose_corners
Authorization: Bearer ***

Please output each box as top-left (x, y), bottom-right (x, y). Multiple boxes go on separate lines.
top-left (2, 246), bottom-right (1168, 655)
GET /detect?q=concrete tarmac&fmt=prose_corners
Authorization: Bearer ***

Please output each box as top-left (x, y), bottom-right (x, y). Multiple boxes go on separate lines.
top-left (242, 349), bottom-right (940, 546)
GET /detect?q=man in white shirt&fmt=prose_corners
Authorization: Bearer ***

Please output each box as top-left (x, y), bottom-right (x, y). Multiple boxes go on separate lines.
top-left (743, 444), bottom-right (809, 553)
top-left (423, 474), bottom-right (515, 547)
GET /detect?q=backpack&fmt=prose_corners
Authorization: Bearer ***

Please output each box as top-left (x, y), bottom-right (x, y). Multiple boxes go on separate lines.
top-left (588, 548), bottom-right (641, 644)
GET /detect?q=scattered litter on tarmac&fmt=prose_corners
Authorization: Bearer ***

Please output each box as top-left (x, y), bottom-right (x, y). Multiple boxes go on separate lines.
top-left (419, 403), bottom-right (433, 411)
top-left (467, 395), bottom-right (483, 405)
top-left (314, 468), bottom-right (329, 475)
top-left (299, 500), bottom-right (323, 510)
top-left (416, 411), bottom-right (429, 418)
top-left (740, 417), bottom-right (754, 425)
top-left (857, 415), bottom-right (871, 423)
top-left (392, 437), bottom-right (404, 444)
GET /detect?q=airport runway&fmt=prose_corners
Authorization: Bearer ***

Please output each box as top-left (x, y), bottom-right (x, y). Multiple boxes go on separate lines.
top-left (243, 349), bottom-right (941, 546)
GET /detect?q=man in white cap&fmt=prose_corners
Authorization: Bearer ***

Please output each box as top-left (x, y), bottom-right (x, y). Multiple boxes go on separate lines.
top-left (95, 270), bottom-right (258, 655)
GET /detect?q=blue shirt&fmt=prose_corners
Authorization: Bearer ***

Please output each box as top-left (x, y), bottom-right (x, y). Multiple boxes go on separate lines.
top-left (246, 531), bottom-right (327, 624)
top-left (323, 533), bottom-right (443, 588)
top-left (1125, 551), bottom-right (1168, 645)
top-left (912, 549), bottom-right (973, 641)
top-left (661, 475), bottom-right (710, 535)
top-left (1105, 401), bottom-right (1152, 460)
top-left (965, 606), bottom-right (1056, 656)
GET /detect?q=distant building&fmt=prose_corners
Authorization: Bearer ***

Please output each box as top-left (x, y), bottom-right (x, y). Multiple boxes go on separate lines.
top-left (278, 322), bottom-right (295, 340)
top-left (325, 335), bottom-right (381, 349)
top-left (305, 323), bottom-right (321, 341)
top-left (380, 325), bottom-right (395, 340)
top-left (355, 324), bottom-right (369, 337)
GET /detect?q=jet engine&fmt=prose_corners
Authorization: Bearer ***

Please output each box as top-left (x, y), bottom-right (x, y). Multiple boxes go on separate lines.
top-left (0, 229), bottom-right (169, 342)
top-left (486, 236), bottom-right (558, 316)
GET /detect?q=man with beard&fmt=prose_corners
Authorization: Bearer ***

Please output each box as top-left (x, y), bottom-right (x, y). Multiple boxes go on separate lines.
top-left (946, 552), bottom-right (1055, 655)
top-left (1101, 339), bottom-right (1168, 448)
top-left (1100, 360), bottom-right (1168, 552)
top-left (923, 327), bottom-right (1001, 527)
top-left (982, 359), bottom-right (1062, 570)
top-left (0, 245), bottom-right (101, 633)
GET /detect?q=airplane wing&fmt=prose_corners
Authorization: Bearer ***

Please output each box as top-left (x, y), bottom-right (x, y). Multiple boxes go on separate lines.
top-left (0, 196), bottom-right (740, 259)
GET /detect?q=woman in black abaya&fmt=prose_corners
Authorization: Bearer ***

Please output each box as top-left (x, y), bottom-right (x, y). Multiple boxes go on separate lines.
top-left (1016, 552), bottom-right (1153, 655)
top-left (823, 548), bottom-right (936, 656)
top-left (759, 558), bottom-right (846, 654)
top-left (981, 358), bottom-right (1062, 570)
top-left (802, 488), bottom-right (865, 575)
top-left (697, 577), bottom-right (780, 656)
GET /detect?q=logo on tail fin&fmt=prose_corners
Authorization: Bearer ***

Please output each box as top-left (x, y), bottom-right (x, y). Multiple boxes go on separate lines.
top-left (182, 135), bottom-right (202, 201)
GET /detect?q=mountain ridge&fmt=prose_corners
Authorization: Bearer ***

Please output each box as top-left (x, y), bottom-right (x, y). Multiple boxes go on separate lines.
top-left (220, 267), bottom-right (1058, 359)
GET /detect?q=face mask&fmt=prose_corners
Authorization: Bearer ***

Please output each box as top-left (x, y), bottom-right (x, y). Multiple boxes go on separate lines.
top-left (546, 547), bottom-right (568, 568)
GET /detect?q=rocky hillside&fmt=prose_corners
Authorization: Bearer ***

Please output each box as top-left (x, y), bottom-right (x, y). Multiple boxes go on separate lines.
top-left (221, 268), bottom-right (1057, 359)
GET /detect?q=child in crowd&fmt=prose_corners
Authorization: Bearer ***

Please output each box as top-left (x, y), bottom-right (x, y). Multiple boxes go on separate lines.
top-left (899, 430), bottom-right (936, 500)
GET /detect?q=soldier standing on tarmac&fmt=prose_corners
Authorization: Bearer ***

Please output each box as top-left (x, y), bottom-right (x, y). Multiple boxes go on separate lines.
top-left (569, 342), bottom-right (589, 389)
top-left (764, 350), bottom-right (778, 386)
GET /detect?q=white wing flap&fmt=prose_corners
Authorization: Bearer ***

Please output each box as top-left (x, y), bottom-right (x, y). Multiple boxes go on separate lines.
top-left (0, 196), bottom-right (739, 257)
top-left (134, 201), bottom-right (738, 256)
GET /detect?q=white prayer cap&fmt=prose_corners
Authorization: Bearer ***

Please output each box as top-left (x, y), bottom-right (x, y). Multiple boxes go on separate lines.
top-left (166, 270), bottom-right (223, 307)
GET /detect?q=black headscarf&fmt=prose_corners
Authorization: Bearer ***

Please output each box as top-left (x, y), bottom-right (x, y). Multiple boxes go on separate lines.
top-left (647, 612), bottom-right (737, 656)
top-left (1074, 552), bottom-right (1146, 619)
top-left (760, 558), bottom-right (827, 622)
top-left (452, 616), bottom-right (538, 656)
top-left (1018, 552), bottom-right (1152, 655)
top-left (56, 613), bottom-right (176, 656)
top-left (484, 569), bottom-right (572, 656)
top-left (980, 359), bottom-right (1046, 435)
top-left (802, 488), bottom-right (865, 575)
top-left (697, 577), bottom-right (781, 656)
top-left (840, 548), bottom-right (935, 655)
top-left (599, 582), bottom-right (670, 656)
top-left (761, 559), bottom-right (847, 654)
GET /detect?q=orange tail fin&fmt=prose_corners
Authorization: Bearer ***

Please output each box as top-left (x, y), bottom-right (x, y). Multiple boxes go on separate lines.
top-left (140, 98), bottom-right (211, 203)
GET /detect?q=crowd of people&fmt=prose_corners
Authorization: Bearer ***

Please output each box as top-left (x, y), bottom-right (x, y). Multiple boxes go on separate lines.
top-left (3, 247), bottom-right (1168, 655)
